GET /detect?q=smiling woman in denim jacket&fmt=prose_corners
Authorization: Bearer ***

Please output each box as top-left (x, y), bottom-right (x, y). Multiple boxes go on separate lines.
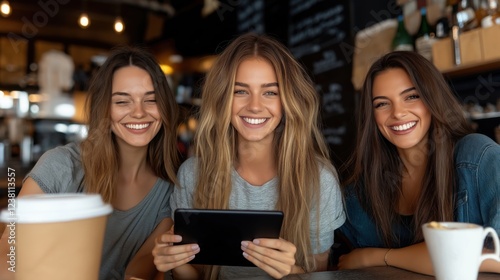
top-left (335, 51), bottom-right (500, 275)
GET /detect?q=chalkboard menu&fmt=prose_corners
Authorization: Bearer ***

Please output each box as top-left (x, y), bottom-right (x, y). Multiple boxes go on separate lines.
top-left (287, 0), bottom-right (356, 167)
top-left (237, 0), bottom-right (265, 34)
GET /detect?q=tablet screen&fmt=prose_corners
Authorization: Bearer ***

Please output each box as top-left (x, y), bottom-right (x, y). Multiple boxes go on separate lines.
top-left (174, 208), bottom-right (284, 266)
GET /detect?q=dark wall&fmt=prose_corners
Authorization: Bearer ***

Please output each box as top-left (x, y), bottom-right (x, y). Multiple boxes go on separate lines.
top-left (172, 0), bottom-right (498, 165)
top-left (350, 0), bottom-right (400, 31)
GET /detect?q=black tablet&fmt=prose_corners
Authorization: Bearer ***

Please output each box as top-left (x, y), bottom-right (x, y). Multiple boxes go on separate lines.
top-left (174, 208), bottom-right (284, 266)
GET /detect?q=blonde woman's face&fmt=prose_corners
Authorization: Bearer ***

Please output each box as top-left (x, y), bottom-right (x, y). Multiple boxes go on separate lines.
top-left (231, 58), bottom-right (282, 144)
top-left (110, 66), bottom-right (161, 149)
top-left (371, 68), bottom-right (431, 151)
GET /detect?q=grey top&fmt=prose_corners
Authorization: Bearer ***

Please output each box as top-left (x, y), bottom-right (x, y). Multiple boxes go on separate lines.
top-left (171, 157), bottom-right (345, 279)
top-left (25, 142), bottom-right (173, 280)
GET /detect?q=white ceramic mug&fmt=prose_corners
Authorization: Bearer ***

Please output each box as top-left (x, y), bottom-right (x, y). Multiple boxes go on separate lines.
top-left (422, 222), bottom-right (500, 280)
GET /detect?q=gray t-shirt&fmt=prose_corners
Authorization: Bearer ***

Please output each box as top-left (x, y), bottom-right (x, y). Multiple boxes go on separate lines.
top-left (171, 157), bottom-right (345, 279)
top-left (25, 142), bottom-right (173, 280)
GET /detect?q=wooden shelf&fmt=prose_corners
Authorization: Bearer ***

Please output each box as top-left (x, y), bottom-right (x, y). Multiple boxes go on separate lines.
top-left (441, 59), bottom-right (500, 79)
top-left (468, 111), bottom-right (500, 120)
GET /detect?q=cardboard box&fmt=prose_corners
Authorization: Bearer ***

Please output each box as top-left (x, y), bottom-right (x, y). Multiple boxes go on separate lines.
top-left (460, 28), bottom-right (483, 65)
top-left (480, 24), bottom-right (500, 61)
top-left (432, 26), bottom-right (500, 71)
top-left (432, 37), bottom-right (453, 71)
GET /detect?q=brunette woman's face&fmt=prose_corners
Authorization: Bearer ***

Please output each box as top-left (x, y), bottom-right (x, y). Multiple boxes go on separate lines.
top-left (231, 58), bottom-right (283, 144)
top-left (371, 68), bottom-right (431, 151)
top-left (110, 66), bottom-right (161, 148)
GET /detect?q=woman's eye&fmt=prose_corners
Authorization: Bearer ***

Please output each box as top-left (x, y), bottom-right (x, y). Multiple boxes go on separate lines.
top-left (264, 91), bottom-right (278, 96)
top-left (114, 100), bottom-right (128, 105)
top-left (407, 94), bottom-right (420, 100)
top-left (234, 90), bottom-right (246, 95)
top-left (145, 99), bottom-right (157, 103)
top-left (374, 102), bottom-right (387, 108)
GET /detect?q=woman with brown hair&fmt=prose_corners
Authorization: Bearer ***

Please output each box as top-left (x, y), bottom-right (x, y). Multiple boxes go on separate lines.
top-left (153, 32), bottom-right (345, 279)
top-left (336, 51), bottom-right (500, 275)
top-left (0, 45), bottom-right (180, 280)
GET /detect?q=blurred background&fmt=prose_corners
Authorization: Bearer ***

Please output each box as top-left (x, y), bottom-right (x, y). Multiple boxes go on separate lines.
top-left (1, 0), bottom-right (499, 206)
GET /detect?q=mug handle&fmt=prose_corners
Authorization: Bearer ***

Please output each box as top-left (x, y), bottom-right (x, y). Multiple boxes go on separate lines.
top-left (479, 227), bottom-right (500, 263)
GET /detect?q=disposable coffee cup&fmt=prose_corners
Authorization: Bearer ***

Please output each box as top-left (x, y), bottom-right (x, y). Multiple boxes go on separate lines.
top-left (0, 193), bottom-right (112, 280)
top-left (423, 221), bottom-right (500, 280)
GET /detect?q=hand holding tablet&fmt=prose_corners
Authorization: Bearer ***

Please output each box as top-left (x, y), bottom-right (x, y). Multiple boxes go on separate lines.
top-left (174, 208), bottom-right (284, 266)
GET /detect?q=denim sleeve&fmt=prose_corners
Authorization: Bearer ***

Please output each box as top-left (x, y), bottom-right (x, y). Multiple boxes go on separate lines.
top-left (454, 134), bottom-right (500, 244)
top-left (478, 141), bottom-right (500, 237)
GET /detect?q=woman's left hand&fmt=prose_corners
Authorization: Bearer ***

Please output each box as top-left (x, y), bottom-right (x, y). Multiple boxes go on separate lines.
top-left (241, 238), bottom-right (296, 279)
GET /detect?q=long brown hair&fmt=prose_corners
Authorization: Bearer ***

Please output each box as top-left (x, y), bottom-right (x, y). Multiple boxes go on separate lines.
top-left (343, 51), bottom-right (472, 246)
top-left (193, 32), bottom-right (335, 275)
top-left (80, 45), bottom-right (180, 203)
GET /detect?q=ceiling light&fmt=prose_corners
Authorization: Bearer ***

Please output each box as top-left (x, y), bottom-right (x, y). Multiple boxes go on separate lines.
top-left (114, 17), bottom-right (124, 33)
top-left (202, 0), bottom-right (219, 17)
top-left (169, 54), bottom-right (183, 63)
top-left (78, 13), bottom-right (90, 28)
top-left (160, 64), bottom-right (173, 75)
top-left (0, 1), bottom-right (11, 17)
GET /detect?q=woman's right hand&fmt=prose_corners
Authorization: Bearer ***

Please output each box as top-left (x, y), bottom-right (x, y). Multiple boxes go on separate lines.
top-left (152, 227), bottom-right (200, 272)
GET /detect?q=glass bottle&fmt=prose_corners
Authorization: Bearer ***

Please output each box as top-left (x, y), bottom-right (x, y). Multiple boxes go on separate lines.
top-left (435, 1), bottom-right (452, 38)
top-left (481, 0), bottom-right (500, 27)
top-left (392, 14), bottom-right (415, 51)
top-left (457, 0), bottom-right (478, 30)
top-left (448, 0), bottom-right (463, 65)
top-left (476, 0), bottom-right (489, 24)
top-left (415, 7), bottom-right (436, 61)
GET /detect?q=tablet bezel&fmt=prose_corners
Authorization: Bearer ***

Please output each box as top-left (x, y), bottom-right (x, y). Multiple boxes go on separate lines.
top-left (174, 208), bottom-right (284, 267)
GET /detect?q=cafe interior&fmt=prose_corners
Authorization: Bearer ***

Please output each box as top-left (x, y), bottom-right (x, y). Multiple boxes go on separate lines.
top-left (0, 0), bottom-right (500, 278)
top-left (1, 0), bottom-right (500, 212)
top-left (1, 0), bottom-right (500, 208)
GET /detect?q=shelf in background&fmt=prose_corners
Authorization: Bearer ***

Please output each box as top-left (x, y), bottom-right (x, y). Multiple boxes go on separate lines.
top-left (441, 59), bottom-right (500, 79)
top-left (468, 111), bottom-right (500, 120)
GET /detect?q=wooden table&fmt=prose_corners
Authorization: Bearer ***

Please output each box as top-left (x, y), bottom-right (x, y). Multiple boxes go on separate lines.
top-left (239, 266), bottom-right (499, 280)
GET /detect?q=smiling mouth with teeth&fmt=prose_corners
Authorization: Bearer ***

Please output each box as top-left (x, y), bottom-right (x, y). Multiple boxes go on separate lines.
top-left (391, 121), bottom-right (416, 131)
top-left (125, 123), bottom-right (150, 130)
top-left (242, 117), bottom-right (267, 125)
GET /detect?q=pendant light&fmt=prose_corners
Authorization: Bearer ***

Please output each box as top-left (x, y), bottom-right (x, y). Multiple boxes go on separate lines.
top-left (1, 0), bottom-right (11, 17)
top-left (114, 4), bottom-right (124, 33)
top-left (78, 0), bottom-right (90, 28)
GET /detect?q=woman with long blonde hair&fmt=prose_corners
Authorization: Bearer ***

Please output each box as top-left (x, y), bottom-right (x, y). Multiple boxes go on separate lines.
top-left (153, 32), bottom-right (345, 279)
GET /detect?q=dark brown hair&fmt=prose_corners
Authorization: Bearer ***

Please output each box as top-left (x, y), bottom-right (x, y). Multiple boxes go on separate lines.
top-left (343, 51), bottom-right (472, 246)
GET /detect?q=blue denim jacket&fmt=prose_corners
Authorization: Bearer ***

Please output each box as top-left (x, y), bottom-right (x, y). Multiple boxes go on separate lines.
top-left (338, 133), bottom-right (500, 249)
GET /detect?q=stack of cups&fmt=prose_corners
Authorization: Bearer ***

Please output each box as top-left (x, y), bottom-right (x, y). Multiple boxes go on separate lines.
top-left (1, 193), bottom-right (112, 280)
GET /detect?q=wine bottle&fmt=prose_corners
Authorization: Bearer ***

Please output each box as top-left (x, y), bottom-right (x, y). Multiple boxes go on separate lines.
top-left (435, 17), bottom-right (450, 38)
top-left (392, 14), bottom-right (415, 51)
top-left (476, 0), bottom-right (489, 24)
top-left (435, 1), bottom-right (452, 38)
top-left (415, 7), bottom-right (436, 61)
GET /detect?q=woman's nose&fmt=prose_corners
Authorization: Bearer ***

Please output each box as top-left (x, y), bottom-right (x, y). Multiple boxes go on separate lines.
top-left (131, 104), bottom-right (146, 118)
top-left (392, 102), bottom-right (407, 119)
top-left (247, 94), bottom-right (263, 112)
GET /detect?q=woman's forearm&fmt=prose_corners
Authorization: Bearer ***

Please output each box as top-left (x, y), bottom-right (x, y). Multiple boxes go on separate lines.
top-left (384, 242), bottom-right (434, 275)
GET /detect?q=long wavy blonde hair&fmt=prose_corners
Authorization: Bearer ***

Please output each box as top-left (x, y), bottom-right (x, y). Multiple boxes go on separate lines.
top-left (80, 46), bottom-right (180, 203)
top-left (193, 33), bottom-right (335, 277)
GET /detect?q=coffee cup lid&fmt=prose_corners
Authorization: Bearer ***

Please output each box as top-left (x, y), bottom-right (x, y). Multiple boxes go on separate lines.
top-left (0, 193), bottom-right (113, 223)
